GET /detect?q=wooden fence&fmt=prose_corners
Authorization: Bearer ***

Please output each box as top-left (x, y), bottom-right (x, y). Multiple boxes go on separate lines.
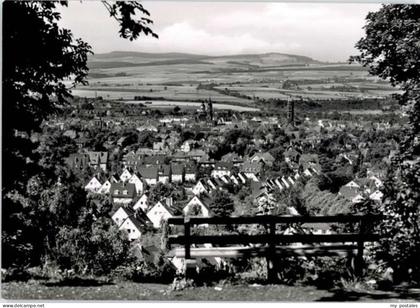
top-left (167, 214), bottom-right (381, 280)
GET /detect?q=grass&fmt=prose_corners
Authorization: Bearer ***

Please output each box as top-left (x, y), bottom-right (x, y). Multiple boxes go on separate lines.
top-left (2, 281), bottom-right (420, 301)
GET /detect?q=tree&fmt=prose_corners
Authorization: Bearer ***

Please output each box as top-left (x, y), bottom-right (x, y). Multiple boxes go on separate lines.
top-left (351, 4), bottom-right (420, 283)
top-left (209, 190), bottom-right (234, 217)
top-left (2, 1), bottom-right (157, 271)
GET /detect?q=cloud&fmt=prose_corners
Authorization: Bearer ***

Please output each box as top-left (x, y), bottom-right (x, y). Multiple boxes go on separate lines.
top-left (59, 2), bottom-right (381, 61)
top-left (134, 21), bottom-right (302, 55)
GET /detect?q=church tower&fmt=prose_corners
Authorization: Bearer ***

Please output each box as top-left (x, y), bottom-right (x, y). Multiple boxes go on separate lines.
top-left (287, 99), bottom-right (295, 126)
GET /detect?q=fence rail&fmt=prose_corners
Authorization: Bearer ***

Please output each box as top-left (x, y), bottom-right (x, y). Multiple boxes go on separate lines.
top-left (166, 214), bottom-right (382, 280)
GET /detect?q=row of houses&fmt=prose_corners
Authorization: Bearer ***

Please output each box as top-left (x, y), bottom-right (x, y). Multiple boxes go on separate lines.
top-left (338, 175), bottom-right (384, 203)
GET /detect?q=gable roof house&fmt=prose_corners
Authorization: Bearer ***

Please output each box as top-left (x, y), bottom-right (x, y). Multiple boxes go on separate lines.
top-left (183, 195), bottom-right (211, 217)
top-left (171, 164), bottom-right (184, 183)
top-left (211, 162), bottom-right (233, 178)
top-left (85, 176), bottom-right (102, 193)
top-left (221, 152), bottom-right (243, 166)
top-left (299, 154), bottom-right (321, 174)
top-left (133, 193), bottom-right (149, 212)
top-left (98, 179), bottom-right (112, 195)
top-left (153, 141), bottom-right (168, 152)
top-left (192, 180), bottom-right (210, 196)
top-left (87, 151), bottom-right (108, 171)
top-left (146, 201), bottom-right (175, 229)
top-left (120, 169), bottom-right (133, 182)
top-left (143, 155), bottom-right (167, 166)
top-left (338, 182), bottom-right (363, 203)
top-left (123, 153), bottom-right (144, 169)
top-left (128, 173), bottom-right (146, 194)
top-left (112, 206), bottom-right (144, 241)
top-left (284, 148), bottom-right (301, 164)
top-left (158, 164), bottom-right (171, 184)
top-left (137, 165), bottom-right (159, 186)
top-left (184, 163), bottom-right (197, 182)
top-left (241, 161), bottom-right (263, 182)
top-left (250, 152), bottom-right (275, 167)
top-left (110, 182), bottom-right (137, 205)
top-left (188, 149), bottom-right (209, 162)
top-left (66, 153), bottom-right (90, 172)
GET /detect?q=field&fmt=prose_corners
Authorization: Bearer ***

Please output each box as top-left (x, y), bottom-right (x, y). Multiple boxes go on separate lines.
top-left (2, 281), bottom-right (420, 301)
top-left (71, 51), bottom-right (399, 106)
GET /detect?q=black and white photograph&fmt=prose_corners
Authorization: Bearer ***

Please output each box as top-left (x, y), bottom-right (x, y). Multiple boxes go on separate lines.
top-left (1, 0), bottom-right (420, 303)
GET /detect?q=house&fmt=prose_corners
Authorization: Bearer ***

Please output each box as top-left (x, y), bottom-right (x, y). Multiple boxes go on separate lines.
top-left (110, 182), bottom-right (137, 205)
top-left (369, 190), bottom-right (383, 201)
top-left (183, 195), bottom-right (211, 217)
top-left (85, 176), bottom-right (102, 193)
top-left (153, 141), bottom-right (167, 152)
top-left (124, 153), bottom-right (143, 169)
top-left (237, 173), bottom-right (247, 184)
top-left (112, 207), bottom-right (143, 241)
top-left (339, 183), bottom-right (362, 203)
top-left (301, 222), bottom-right (333, 235)
top-left (87, 151), bottom-right (108, 171)
top-left (192, 180), bottom-right (210, 195)
top-left (143, 155), bottom-right (166, 166)
top-left (171, 164), bottom-right (184, 183)
top-left (211, 162), bottom-right (233, 178)
top-left (146, 201), bottom-right (175, 228)
top-left (120, 169), bottom-right (132, 182)
top-left (128, 173), bottom-right (146, 194)
top-left (110, 173), bottom-right (120, 183)
top-left (98, 179), bottom-right (112, 194)
top-left (188, 149), bottom-right (209, 162)
top-left (284, 148), bottom-right (301, 164)
top-left (67, 153), bottom-right (89, 171)
top-left (230, 175), bottom-right (240, 185)
top-left (241, 161), bottom-right (262, 181)
top-left (158, 164), bottom-right (171, 184)
top-left (299, 154), bottom-right (321, 174)
top-left (133, 193), bottom-right (149, 212)
top-left (250, 152), bottom-right (275, 167)
top-left (180, 140), bottom-right (192, 153)
top-left (221, 153), bottom-right (243, 165)
top-left (137, 124), bottom-right (158, 132)
top-left (184, 164), bottom-right (197, 182)
top-left (137, 165), bottom-right (159, 186)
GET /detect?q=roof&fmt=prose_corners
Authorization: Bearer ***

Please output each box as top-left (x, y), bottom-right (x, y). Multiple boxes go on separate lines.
top-left (158, 164), bottom-right (171, 176)
top-left (221, 152), bottom-right (242, 162)
top-left (251, 152), bottom-right (275, 162)
top-left (185, 194), bottom-right (211, 211)
top-left (110, 182), bottom-right (137, 198)
top-left (149, 201), bottom-right (176, 216)
top-left (184, 163), bottom-right (197, 173)
top-left (214, 161), bottom-right (234, 170)
top-left (171, 163), bottom-right (184, 175)
top-left (339, 185), bottom-right (361, 200)
top-left (87, 151), bottom-right (108, 165)
top-left (241, 161), bottom-right (263, 173)
top-left (137, 165), bottom-right (158, 179)
top-left (143, 155), bottom-right (166, 165)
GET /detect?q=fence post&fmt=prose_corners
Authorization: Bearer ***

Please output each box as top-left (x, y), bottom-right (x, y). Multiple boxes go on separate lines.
top-left (266, 220), bottom-right (278, 282)
top-left (355, 217), bottom-right (365, 277)
top-left (183, 216), bottom-right (197, 280)
top-left (184, 216), bottom-right (191, 259)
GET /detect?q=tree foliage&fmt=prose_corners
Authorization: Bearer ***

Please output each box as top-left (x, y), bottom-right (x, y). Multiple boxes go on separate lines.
top-left (352, 4), bottom-right (420, 283)
top-left (2, 1), bottom-right (157, 272)
top-left (209, 190), bottom-right (234, 217)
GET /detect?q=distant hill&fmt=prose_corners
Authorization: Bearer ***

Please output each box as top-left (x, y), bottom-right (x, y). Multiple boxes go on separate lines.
top-left (88, 51), bottom-right (322, 69)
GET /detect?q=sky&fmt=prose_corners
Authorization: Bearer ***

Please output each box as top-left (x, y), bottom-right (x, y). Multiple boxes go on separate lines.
top-left (58, 1), bottom-right (381, 62)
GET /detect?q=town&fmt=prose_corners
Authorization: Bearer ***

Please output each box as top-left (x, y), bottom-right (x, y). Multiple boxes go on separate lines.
top-left (3, 1), bottom-right (419, 302)
top-left (38, 94), bottom-right (404, 274)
